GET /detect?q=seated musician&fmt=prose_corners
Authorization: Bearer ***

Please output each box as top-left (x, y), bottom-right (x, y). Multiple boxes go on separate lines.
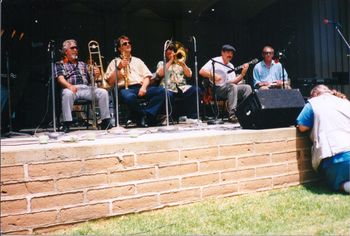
top-left (55, 39), bottom-right (111, 133)
top-left (199, 44), bottom-right (252, 123)
top-left (253, 45), bottom-right (290, 89)
top-left (155, 42), bottom-right (201, 120)
top-left (105, 35), bottom-right (165, 127)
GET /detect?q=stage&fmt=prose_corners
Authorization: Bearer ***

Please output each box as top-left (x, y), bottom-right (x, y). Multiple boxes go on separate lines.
top-left (0, 122), bottom-right (318, 234)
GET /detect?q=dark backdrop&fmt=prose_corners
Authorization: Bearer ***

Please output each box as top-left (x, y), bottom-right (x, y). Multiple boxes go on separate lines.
top-left (1, 0), bottom-right (349, 129)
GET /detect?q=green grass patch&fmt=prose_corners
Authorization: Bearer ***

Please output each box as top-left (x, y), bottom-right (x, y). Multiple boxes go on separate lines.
top-left (53, 183), bottom-right (350, 235)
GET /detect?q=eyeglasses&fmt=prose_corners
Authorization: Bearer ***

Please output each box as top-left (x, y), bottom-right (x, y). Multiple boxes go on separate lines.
top-left (263, 51), bottom-right (273, 55)
top-left (122, 41), bottom-right (131, 46)
top-left (70, 46), bottom-right (78, 50)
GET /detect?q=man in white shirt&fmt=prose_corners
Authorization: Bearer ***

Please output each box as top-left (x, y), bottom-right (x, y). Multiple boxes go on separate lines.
top-left (105, 35), bottom-right (165, 127)
top-left (199, 44), bottom-right (252, 122)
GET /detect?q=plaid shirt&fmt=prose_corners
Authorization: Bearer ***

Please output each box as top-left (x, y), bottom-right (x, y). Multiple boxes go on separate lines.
top-left (54, 61), bottom-right (90, 85)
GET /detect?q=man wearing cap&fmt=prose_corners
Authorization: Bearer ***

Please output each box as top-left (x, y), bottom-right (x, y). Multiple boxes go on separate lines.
top-left (253, 45), bottom-right (289, 89)
top-left (55, 39), bottom-right (111, 132)
top-left (199, 44), bottom-right (252, 122)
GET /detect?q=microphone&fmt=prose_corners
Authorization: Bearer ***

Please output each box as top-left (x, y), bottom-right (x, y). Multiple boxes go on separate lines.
top-left (114, 39), bottom-right (118, 53)
top-left (47, 40), bottom-right (55, 52)
top-left (227, 69), bottom-right (235, 74)
top-left (323, 19), bottom-right (342, 28)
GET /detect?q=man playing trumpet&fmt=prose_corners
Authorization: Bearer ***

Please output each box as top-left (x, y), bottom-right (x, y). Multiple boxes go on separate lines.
top-left (155, 42), bottom-right (201, 120)
top-left (105, 35), bottom-right (165, 127)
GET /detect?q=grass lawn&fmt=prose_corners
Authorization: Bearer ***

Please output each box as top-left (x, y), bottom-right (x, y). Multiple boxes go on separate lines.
top-left (54, 182), bottom-right (350, 235)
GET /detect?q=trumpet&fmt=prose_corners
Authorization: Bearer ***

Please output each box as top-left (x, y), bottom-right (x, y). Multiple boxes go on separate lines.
top-left (173, 41), bottom-right (187, 64)
top-left (120, 52), bottom-right (130, 89)
top-left (88, 40), bottom-right (112, 90)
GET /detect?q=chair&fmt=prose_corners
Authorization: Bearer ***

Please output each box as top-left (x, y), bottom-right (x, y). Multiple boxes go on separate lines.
top-left (55, 87), bottom-right (95, 130)
top-left (201, 79), bottom-right (229, 120)
top-left (72, 99), bottom-right (93, 129)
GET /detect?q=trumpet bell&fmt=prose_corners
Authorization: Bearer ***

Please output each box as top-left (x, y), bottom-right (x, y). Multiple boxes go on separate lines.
top-left (174, 41), bottom-right (187, 64)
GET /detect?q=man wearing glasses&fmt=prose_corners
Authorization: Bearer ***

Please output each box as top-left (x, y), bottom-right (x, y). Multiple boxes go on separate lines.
top-left (105, 35), bottom-right (165, 127)
top-left (55, 39), bottom-right (111, 133)
top-left (253, 46), bottom-right (289, 89)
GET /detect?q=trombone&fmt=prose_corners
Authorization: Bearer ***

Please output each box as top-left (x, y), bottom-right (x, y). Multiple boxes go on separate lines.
top-left (88, 40), bottom-right (112, 90)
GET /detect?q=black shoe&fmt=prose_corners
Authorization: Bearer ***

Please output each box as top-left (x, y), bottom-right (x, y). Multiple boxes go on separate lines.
top-left (137, 115), bottom-right (148, 128)
top-left (60, 122), bottom-right (71, 133)
top-left (101, 118), bottom-right (113, 130)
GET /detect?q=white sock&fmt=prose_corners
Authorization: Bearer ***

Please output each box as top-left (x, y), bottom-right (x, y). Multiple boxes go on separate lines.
top-left (343, 181), bottom-right (350, 193)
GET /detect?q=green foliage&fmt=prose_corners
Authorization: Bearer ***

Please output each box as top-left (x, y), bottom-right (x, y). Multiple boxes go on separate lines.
top-left (54, 183), bottom-right (350, 235)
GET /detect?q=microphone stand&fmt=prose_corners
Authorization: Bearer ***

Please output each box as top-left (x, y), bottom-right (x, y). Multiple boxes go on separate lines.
top-left (88, 64), bottom-right (97, 130)
top-left (3, 52), bottom-right (31, 137)
top-left (278, 52), bottom-right (286, 89)
top-left (158, 40), bottom-right (178, 132)
top-left (110, 43), bottom-right (125, 132)
top-left (333, 24), bottom-right (350, 53)
top-left (332, 23), bottom-right (350, 88)
top-left (207, 59), bottom-right (225, 125)
top-left (191, 36), bottom-right (201, 124)
top-left (47, 40), bottom-right (63, 139)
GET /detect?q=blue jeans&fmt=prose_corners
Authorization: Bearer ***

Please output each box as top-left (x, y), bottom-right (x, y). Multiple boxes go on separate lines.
top-left (321, 159), bottom-right (350, 191)
top-left (120, 84), bottom-right (165, 118)
top-left (168, 86), bottom-right (202, 119)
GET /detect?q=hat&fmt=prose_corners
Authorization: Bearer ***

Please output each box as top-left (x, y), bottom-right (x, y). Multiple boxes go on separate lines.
top-left (222, 44), bottom-right (236, 52)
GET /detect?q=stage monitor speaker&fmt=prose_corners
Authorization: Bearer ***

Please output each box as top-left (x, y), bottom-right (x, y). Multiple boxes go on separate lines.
top-left (236, 89), bottom-right (305, 129)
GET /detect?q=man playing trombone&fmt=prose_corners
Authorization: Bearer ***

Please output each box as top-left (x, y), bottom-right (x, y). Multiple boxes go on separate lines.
top-left (55, 39), bottom-right (111, 133)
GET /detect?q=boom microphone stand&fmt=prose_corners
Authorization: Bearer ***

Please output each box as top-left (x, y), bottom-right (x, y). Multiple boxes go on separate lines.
top-left (207, 60), bottom-right (224, 125)
top-left (331, 21), bottom-right (350, 86)
top-left (324, 19), bottom-right (350, 89)
top-left (207, 59), bottom-right (236, 125)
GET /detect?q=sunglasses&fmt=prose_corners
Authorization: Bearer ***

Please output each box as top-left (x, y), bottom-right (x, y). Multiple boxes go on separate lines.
top-left (121, 41), bottom-right (131, 46)
top-left (263, 51), bottom-right (273, 55)
top-left (70, 46), bottom-right (78, 50)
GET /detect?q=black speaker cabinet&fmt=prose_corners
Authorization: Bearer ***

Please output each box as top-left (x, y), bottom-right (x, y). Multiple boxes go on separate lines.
top-left (236, 89), bottom-right (305, 129)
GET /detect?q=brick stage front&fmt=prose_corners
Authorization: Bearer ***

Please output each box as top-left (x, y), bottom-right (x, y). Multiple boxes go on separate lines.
top-left (1, 125), bottom-right (318, 234)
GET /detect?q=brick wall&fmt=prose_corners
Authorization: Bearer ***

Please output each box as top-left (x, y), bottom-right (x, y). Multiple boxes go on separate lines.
top-left (0, 128), bottom-right (318, 234)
